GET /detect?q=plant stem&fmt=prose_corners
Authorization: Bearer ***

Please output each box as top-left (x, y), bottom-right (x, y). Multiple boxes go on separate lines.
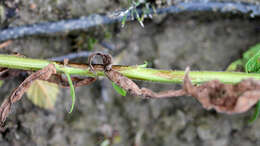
top-left (0, 54), bottom-right (260, 84)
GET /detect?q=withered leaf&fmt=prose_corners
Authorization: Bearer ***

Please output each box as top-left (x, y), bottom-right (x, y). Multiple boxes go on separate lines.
top-left (0, 64), bottom-right (56, 128)
top-left (26, 80), bottom-right (60, 110)
top-left (183, 68), bottom-right (260, 114)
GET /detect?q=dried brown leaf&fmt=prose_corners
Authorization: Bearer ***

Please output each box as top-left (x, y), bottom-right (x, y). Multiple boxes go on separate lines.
top-left (0, 64), bottom-right (56, 128)
top-left (183, 68), bottom-right (260, 114)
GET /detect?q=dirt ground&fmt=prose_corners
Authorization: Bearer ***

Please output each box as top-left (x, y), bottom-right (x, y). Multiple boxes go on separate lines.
top-left (0, 0), bottom-right (260, 146)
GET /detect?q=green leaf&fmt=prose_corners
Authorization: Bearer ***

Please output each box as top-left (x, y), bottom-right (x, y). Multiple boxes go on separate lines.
top-left (0, 80), bottom-right (4, 88)
top-left (112, 82), bottom-right (127, 96)
top-left (64, 72), bottom-right (76, 113)
top-left (26, 80), bottom-right (60, 110)
top-left (249, 101), bottom-right (260, 123)
top-left (245, 49), bottom-right (260, 73)
top-left (225, 59), bottom-right (243, 72)
top-left (87, 37), bottom-right (97, 50)
top-left (243, 43), bottom-right (260, 61)
top-left (226, 43), bottom-right (260, 72)
top-left (121, 15), bottom-right (127, 28)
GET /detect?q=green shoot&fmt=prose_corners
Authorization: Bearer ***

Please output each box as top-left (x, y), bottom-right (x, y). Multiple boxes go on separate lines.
top-left (64, 72), bottom-right (76, 113)
top-left (134, 8), bottom-right (144, 27)
top-left (249, 101), bottom-right (260, 123)
top-left (121, 15), bottom-right (127, 28)
top-left (137, 61), bottom-right (148, 68)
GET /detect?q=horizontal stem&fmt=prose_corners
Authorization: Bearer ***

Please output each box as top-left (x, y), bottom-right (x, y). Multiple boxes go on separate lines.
top-left (0, 54), bottom-right (259, 84)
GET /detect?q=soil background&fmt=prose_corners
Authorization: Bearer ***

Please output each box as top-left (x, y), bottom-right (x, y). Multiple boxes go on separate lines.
top-left (1, 0), bottom-right (260, 146)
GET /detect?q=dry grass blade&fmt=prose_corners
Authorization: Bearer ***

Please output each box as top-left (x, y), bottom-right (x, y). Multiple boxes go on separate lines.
top-left (0, 64), bottom-right (56, 129)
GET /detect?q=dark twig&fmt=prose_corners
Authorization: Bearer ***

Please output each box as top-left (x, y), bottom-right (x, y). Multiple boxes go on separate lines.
top-left (48, 51), bottom-right (95, 61)
top-left (0, 2), bottom-right (260, 42)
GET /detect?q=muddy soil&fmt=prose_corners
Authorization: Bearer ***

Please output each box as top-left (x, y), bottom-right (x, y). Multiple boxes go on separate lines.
top-left (0, 0), bottom-right (260, 146)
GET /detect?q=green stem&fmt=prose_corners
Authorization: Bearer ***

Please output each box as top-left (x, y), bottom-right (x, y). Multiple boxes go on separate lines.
top-left (0, 54), bottom-right (260, 84)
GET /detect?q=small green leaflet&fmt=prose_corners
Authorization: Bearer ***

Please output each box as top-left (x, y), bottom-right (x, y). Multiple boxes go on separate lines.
top-left (226, 43), bottom-right (260, 72)
top-left (0, 80), bottom-right (4, 88)
top-left (137, 61), bottom-right (148, 68)
top-left (64, 72), bottom-right (76, 113)
top-left (243, 44), bottom-right (260, 61)
top-left (121, 15), bottom-right (127, 28)
top-left (245, 49), bottom-right (260, 73)
top-left (249, 101), bottom-right (260, 123)
top-left (112, 82), bottom-right (127, 96)
top-left (225, 59), bottom-right (243, 72)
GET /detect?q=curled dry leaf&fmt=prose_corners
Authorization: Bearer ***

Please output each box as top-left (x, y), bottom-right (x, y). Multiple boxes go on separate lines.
top-left (183, 68), bottom-right (260, 114)
top-left (0, 64), bottom-right (56, 128)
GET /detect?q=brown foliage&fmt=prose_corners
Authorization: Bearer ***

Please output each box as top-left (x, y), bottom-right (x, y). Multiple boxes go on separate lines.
top-left (183, 68), bottom-right (260, 114)
top-left (0, 64), bottom-right (56, 130)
